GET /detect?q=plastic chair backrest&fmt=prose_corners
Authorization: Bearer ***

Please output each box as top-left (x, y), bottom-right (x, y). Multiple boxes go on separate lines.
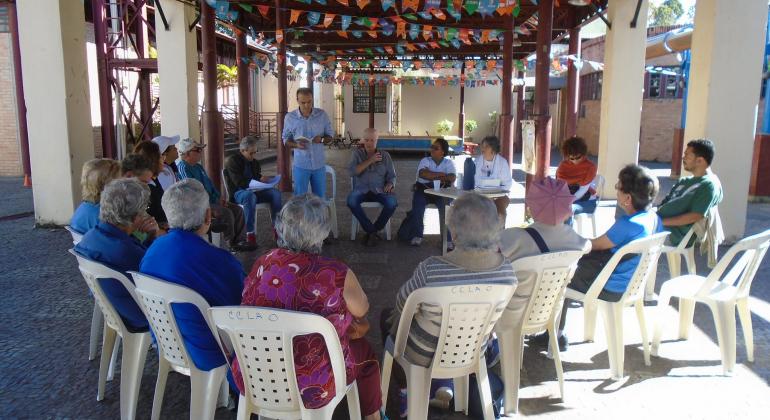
top-left (209, 306), bottom-right (348, 417)
top-left (697, 228), bottom-right (770, 299)
top-left (325, 165), bottom-right (337, 200)
top-left (65, 226), bottom-right (84, 245)
top-left (393, 284), bottom-right (515, 377)
top-left (129, 272), bottom-right (217, 369)
top-left (69, 249), bottom-right (138, 334)
top-left (585, 232), bottom-right (669, 302)
top-left (511, 250), bottom-right (585, 331)
top-left (221, 169), bottom-right (232, 201)
top-left (594, 174), bottom-right (605, 199)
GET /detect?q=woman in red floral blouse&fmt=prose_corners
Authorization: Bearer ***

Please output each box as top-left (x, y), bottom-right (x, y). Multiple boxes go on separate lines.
top-left (234, 194), bottom-right (382, 419)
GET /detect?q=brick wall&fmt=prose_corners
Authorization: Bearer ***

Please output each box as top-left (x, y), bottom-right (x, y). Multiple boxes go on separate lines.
top-left (0, 33), bottom-right (21, 176)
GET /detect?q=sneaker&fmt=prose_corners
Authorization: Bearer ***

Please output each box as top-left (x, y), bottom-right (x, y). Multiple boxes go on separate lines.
top-left (446, 241), bottom-right (455, 252)
top-left (410, 237), bottom-right (423, 246)
top-left (230, 240), bottom-right (258, 252)
top-left (429, 386), bottom-right (454, 410)
top-left (530, 331), bottom-right (568, 352)
top-left (485, 336), bottom-right (501, 368)
top-left (246, 232), bottom-right (257, 246)
top-left (398, 388), bottom-right (408, 418)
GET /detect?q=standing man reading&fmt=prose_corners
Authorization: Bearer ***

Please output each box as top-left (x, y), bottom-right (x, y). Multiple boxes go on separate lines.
top-left (347, 128), bottom-right (397, 247)
top-left (282, 87), bottom-right (334, 197)
top-left (657, 138), bottom-right (723, 246)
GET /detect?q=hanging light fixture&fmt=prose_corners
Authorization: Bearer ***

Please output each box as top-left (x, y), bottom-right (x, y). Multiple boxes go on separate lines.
top-left (568, 0), bottom-right (591, 6)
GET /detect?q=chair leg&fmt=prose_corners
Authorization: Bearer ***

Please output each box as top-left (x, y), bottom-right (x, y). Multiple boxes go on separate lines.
top-left (709, 301), bottom-right (737, 375)
top-left (453, 375), bottom-right (468, 414)
top-left (583, 302), bottom-right (598, 342)
top-left (108, 336), bottom-right (121, 381)
top-left (89, 303), bottom-right (103, 361)
top-left (97, 326), bottom-right (118, 401)
top-left (346, 382), bottom-right (362, 420)
top-left (601, 303), bottom-right (625, 380)
top-left (678, 298), bottom-right (697, 339)
top-left (666, 252), bottom-right (682, 279)
top-left (475, 358), bottom-right (496, 420)
top-left (385, 219), bottom-right (392, 240)
top-left (119, 332), bottom-right (151, 420)
top-left (217, 377), bottom-right (230, 408)
top-left (652, 291), bottom-right (673, 356)
top-left (548, 324), bottom-right (565, 400)
top-left (151, 357), bottom-right (171, 420)
top-left (236, 394), bottom-right (250, 420)
top-left (189, 366), bottom-right (228, 420)
top-left (684, 247), bottom-right (697, 274)
top-left (590, 214), bottom-right (598, 238)
top-left (380, 351), bottom-right (393, 408)
top-left (736, 298), bottom-right (754, 362)
top-left (406, 365), bottom-right (431, 419)
top-left (635, 301), bottom-right (651, 366)
top-left (350, 218), bottom-right (357, 241)
top-left (498, 327), bottom-right (522, 415)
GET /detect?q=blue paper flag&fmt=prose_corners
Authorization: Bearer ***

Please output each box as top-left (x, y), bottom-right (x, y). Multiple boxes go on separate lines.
top-left (409, 24), bottom-right (419, 40)
top-left (382, 0), bottom-right (394, 11)
top-left (341, 15), bottom-right (352, 31)
top-left (352, 31), bottom-right (363, 38)
top-left (478, 0), bottom-right (497, 17)
top-left (418, 11), bottom-right (433, 20)
top-left (450, 39), bottom-right (461, 49)
top-left (307, 12), bottom-right (321, 26)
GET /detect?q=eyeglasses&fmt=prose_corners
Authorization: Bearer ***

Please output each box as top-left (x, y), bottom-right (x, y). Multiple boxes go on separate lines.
top-left (567, 154), bottom-right (583, 161)
top-left (191, 148), bottom-right (202, 153)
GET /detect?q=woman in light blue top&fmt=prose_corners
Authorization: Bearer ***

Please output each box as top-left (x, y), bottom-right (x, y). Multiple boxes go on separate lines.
top-left (70, 158), bottom-right (121, 234)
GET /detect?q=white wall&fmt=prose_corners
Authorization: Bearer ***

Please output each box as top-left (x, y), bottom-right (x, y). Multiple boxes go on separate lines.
top-left (400, 83), bottom-right (503, 140)
top-left (255, 72), bottom-right (301, 113)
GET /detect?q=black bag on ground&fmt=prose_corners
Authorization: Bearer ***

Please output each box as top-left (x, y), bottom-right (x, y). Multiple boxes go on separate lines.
top-left (397, 209), bottom-right (422, 242)
top-left (467, 371), bottom-right (505, 418)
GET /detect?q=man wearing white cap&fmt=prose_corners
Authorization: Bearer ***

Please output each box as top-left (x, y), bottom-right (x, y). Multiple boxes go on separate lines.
top-left (176, 137), bottom-right (255, 252)
top-left (151, 135), bottom-right (180, 190)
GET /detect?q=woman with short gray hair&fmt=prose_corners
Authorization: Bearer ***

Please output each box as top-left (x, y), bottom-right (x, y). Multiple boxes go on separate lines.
top-left (162, 178), bottom-right (211, 233)
top-left (380, 192), bottom-right (517, 414)
top-left (235, 194), bottom-right (384, 420)
top-left (73, 178), bottom-right (156, 332)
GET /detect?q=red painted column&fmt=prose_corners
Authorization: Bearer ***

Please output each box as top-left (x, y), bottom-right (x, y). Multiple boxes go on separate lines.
top-left (369, 65), bottom-right (375, 129)
top-left (236, 29), bottom-right (250, 139)
top-left (201, 0), bottom-right (223, 188)
top-left (8, 1), bottom-right (31, 186)
top-left (276, 0), bottom-right (292, 191)
top-left (458, 62), bottom-right (466, 139)
top-left (500, 28), bottom-right (514, 164)
top-left (91, 0), bottom-right (115, 158)
top-left (565, 13), bottom-right (581, 139)
top-left (534, 0), bottom-right (554, 180)
top-left (514, 70), bottom-right (525, 153)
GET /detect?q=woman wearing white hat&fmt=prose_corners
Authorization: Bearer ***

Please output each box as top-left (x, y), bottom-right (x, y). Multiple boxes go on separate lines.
top-left (151, 134), bottom-right (180, 190)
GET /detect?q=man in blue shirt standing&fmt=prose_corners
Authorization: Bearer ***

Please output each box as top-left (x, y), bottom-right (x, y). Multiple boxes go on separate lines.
top-left (282, 87), bottom-right (334, 197)
top-left (141, 179), bottom-right (245, 373)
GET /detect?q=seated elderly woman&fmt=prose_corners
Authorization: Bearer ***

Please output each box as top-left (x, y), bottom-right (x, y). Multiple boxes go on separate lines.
top-left (74, 178), bottom-right (153, 332)
top-left (380, 192), bottom-right (517, 416)
top-left (556, 136), bottom-right (599, 219)
top-left (132, 141), bottom-right (169, 227)
top-left (140, 179), bottom-right (245, 373)
top-left (554, 164), bottom-right (662, 346)
top-left (234, 194), bottom-right (382, 420)
top-left (70, 158), bottom-right (121, 234)
top-left (499, 177), bottom-right (590, 351)
top-left (474, 136), bottom-right (513, 220)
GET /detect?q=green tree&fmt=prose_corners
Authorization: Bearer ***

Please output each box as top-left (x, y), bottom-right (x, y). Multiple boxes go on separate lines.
top-left (649, 0), bottom-right (684, 27)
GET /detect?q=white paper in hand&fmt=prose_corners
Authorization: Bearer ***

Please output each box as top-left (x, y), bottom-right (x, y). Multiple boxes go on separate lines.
top-left (248, 175), bottom-right (281, 191)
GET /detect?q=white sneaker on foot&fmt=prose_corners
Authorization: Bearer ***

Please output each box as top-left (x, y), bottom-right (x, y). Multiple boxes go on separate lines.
top-left (410, 237), bottom-right (423, 246)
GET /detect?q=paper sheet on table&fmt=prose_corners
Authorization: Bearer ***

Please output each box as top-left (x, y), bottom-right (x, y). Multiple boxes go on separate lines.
top-left (248, 175), bottom-right (281, 191)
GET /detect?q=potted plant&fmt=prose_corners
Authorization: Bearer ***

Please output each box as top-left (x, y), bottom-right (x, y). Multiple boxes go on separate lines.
top-left (436, 119), bottom-right (454, 136)
top-left (464, 119), bottom-right (478, 141)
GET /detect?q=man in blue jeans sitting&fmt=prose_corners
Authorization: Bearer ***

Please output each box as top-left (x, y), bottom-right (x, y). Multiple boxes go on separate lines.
top-left (224, 136), bottom-right (282, 247)
top-left (347, 128), bottom-right (397, 247)
top-left (282, 87), bottom-right (334, 198)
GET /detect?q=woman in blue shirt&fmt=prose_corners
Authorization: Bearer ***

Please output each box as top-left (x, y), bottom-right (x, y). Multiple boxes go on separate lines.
top-left (70, 158), bottom-right (121, 234)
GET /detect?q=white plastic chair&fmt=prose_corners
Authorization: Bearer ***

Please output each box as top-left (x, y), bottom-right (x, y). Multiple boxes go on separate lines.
top-left (495, 250), bottom-right (584, 415)
top-left (349, 177), bottom-right (392, 241)
top-left (564, 232), bottom-right (669, 379)
top-left (381, 284), bottom-right (516, 420)
top-left (325, 165), bottom-right (339, 238)
top-left (652, 229), bottom-right (770, 375)
top-left (222, 169), bottom-right (272, 232)
top-left (645, 225), bottom-right (697, 301)
top-left (70, 250), bottom-right (152, 420)
top-left (129, 272), bottom-right (230, 420)
top-left (209, 306), bottom-right (362, 420)
top-left (573, 174), bottom-right (605, 238)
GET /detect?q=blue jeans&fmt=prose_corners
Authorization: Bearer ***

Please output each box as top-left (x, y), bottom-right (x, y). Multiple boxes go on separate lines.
top-left (567, 198), bottom-right (597, 226)
top-left (347, 190), bottom-right (398, 234)
top-left (410, 188), bottom-right (452, 241)
top-left (233, 188), bottom-right (283, 232)
top-left (293, 166), bottom-right (326, 198)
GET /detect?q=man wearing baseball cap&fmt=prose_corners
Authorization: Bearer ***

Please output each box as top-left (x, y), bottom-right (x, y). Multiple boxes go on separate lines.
top-left (176, 137), bottom-right (255, 252)
top-left (151, 135), bottom-right (180, 190)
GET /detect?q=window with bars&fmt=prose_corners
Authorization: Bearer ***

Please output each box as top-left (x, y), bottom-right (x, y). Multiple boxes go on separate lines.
top-left (353, 83), bottom-right (387, 113)
top-left (0, 5), bottom-right (9, 33)
top-left (644, 68), bottom-right (684, 99)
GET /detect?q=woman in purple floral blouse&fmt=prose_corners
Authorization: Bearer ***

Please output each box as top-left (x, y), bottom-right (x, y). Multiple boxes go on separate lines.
top-left (233, 194), bottom-right (382, 419)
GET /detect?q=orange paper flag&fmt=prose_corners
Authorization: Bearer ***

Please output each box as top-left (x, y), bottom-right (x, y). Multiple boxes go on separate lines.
top-left (385, 46), bottom-right (394, 54)
top-left (480, 29), bottom-right (490, 43)
top-left (429, 41), bottom-right (439, 49)
top-left (405, 43), bottom-right (418, 51)
top-left (323, 13), bottom-right (336, 28)
top-left (396, 21), bottom-right (407, 38)
top-left (337, 0), bottom-right (349, 5)
top-left (459, 29), bottom-right (470, 44)
top-left (368, 30), bottom-right (378, 38)
top-left (422, 25), bottom-right (432, 40)
top-left (336, 30), bottom-right (349, 38)
top-left (486, 60), bottom-right (496, 71)
top-left (289, 10), bottom-right (301, 24)
top-left (432, 9), bottom-right (446, 20)
top-left (402, 0), bottom-right (419, 12)
top-left (356, 0), bottom-right (370, 9)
